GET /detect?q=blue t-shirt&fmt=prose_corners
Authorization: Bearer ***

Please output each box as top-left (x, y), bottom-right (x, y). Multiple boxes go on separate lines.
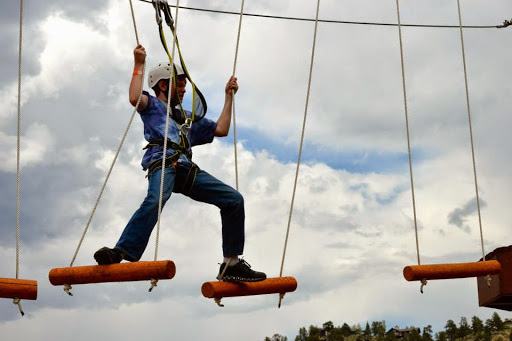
top-left (138, 91), bottom-right (217, 170)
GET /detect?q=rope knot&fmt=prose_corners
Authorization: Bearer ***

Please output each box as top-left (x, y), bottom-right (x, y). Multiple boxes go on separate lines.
top-left (13, 298), bottom-right (25, 316)
top-left (149, 278), bottom-right (159, 292)
top-left (420, 279), bottom-right (428, 293)
top-left (64, 284), bottom-right (73, 296)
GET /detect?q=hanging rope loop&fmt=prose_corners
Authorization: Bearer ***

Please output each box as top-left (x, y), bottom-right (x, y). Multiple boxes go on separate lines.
top-left (148, 278), bottom-right (159, 292)
top-left (64, 284), bottom-right (73, 296)
top-left (420, 279), bottom-right (428, 293)
top-left (13, 298), bottom-right (25, 316)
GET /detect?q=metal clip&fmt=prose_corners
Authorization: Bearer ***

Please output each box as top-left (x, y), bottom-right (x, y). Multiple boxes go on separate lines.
top-left (152, 0), bottom-right (162, 25)
top-left (180, 119), bottom-right (192, 136)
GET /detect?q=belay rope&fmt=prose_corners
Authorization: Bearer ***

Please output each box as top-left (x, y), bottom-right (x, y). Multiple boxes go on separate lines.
top-left (152, 0), bottom-right (207, 126)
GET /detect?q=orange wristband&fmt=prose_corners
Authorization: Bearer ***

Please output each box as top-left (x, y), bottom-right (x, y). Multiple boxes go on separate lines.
top-left (133, 70), bottom-right (143, 75)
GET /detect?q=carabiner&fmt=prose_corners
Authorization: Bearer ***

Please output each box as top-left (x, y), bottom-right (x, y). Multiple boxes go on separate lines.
top-left (152, 0), bottom-right (162, 25)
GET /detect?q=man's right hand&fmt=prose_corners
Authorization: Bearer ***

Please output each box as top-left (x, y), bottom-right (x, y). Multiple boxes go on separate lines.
top-left (134, 44), bottom-right (146, 64)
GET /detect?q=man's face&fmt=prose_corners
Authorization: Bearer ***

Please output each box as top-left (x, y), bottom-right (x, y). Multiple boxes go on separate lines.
top-left (171, 76), bottom-right (187, 102)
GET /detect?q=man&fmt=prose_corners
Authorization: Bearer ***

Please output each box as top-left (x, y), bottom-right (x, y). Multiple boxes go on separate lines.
top-left (93, 44), bottom-right (266, 282)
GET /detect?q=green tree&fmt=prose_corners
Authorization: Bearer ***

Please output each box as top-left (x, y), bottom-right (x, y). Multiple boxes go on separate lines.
top-left (352, 324), bottom-right (362, 336)
top-left (435, 331), bottom-right (447, 341)
top-left (340, 323), bottom-right (352, 337)
top-left (422, 325), bottom-right (433, 341)
top-left (364, 322), bottom-right (372, 340)
top-left (327, 328), bottom-right (345, 341)
top-left (406, 328), bottom-right (422, 341)
top-left (491, 312), bottom-right (504, 331)
top-left (472, 316), bottom-right (484, 335)
top-left (324, 321), bottom-right (335, 333)
top-left (458, 317), bottom-right (471, 339)
top-left (295, 327), bottom-right (308, 341)
top-left (266, 335), bottom-right (288, 341)
top-left (372, 321), bottom-right (387, 338)
top-left (445, 320), bottom-right (458, 341)
top-left (308, 325), bottom-right (322, 341)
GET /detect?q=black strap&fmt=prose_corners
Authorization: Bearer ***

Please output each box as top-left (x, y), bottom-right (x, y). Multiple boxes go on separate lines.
top-left (144, 137), bottom-right (192, 161)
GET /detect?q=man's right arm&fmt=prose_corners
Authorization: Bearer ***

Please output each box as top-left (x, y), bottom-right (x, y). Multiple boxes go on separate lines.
top-left (129, 44), bottom-right (149, 111)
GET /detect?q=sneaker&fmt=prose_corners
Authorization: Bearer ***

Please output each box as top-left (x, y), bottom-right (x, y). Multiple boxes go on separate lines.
top-left (94, 247), bottom-right (123, 265)
top-left (217, 259), bottom-right (267, 282)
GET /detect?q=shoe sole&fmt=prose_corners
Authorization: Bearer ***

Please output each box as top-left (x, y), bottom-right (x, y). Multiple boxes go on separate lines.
top-left (220, 275), bottom-right (267, 283)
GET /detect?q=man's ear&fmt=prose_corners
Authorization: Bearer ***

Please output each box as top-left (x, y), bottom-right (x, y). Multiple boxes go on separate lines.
top-left (158, 79), bottom-right (168, 92)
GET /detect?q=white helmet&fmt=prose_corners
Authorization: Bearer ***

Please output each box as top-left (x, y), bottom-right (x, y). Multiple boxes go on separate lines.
top-left (147, 62), bottom-right (185, 89)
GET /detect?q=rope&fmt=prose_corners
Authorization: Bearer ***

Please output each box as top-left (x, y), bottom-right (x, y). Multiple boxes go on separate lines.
top-left (13, 298), bottom-right (24, 316)
top-left (155, 0), bottom-right (181, 263)
top-left (456, 0), bottom-right (486, 261)
top-left (278, 0), bottom-right (321, 308)
top-left (395, 0), bottom-right (421, 266)
top-left (67, 0), bottom-right (145, 269)
top-left (13, 1), bottom-right (25, 314)
top-left (137, 1), bottom-right (510, 30)
top-left (16, 0), bottom-right (24, 281)
top-left (231, 0), bottom-right (245, 191)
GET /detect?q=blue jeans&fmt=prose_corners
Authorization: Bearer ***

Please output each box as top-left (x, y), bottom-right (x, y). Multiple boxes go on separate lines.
top-left (115, 163), bottom-right (245, 260)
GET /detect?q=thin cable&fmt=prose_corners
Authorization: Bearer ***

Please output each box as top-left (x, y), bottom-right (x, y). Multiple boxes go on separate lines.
top-left (395, 0), bottom-right (421, 265)
top-left (279, 0), bottom-right (320, 284)
top-left (137, 0), bottom-right (510, 29)
top-left (155, 0), bottom-right (181, 261)
top-left (231, 0), bottom-right (245, 191)
top-left (456, 0), bottom-right (486, 261)
top-left (68, 0), bottom-right (145, 267)
top-left (16, 0), bottom-right (24, 280)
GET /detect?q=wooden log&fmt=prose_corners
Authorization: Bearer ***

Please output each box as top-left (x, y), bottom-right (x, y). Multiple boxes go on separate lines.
top-left (201, 276), bottom-right (297, 298)
top-left (48, 260), bottom-right (175, 286)
top-left (403, 260), bottom-right (501, 281)
top-left (0, 278), bottom-right (38, 300)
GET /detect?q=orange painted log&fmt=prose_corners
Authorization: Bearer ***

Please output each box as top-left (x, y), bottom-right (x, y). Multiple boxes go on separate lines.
top-left (202, 276), bottom-right (298, 298)
top-left (403, 260), bottom-right (501, 281)
top-left (48, 260), bottom-right (175, 286)
top-left (0, 278), bottom-right (38, 300)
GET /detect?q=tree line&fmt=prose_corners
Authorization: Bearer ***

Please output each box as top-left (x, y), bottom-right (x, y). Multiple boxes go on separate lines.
top-left (264, 312), bottom-right (511, 341)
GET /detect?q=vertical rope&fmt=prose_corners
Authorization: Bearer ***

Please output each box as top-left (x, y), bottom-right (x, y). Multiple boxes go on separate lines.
top-left (16, 0), bottom-right (24, 281)
top-left (456, 0), bottom-right (486, 260)
top-left (68, 0), bottom-right (145, 268)
top-left (279, 0), bottom-right (320, 292)
top-left (155, 0), bottom-right (181, 261)
top-left (395, 0), bottom-right (421, 265)
top-left (231, 0), bottom-right (245, 191)
top-left (129, 0), bottom-right (140, 45)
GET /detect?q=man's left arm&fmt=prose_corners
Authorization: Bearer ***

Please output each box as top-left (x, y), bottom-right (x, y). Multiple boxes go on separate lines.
top-left (214, 76), bottom-right (238, 137)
